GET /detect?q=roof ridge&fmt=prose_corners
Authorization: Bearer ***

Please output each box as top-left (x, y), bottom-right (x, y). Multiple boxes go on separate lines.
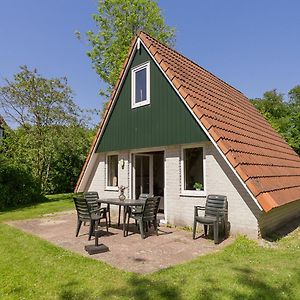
top-left (139, 31), bottom-right (246, 97)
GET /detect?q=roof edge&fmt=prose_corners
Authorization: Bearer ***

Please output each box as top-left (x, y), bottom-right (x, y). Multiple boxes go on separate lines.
top-left (138, 36), bottom-right (264, 212)
top-left (139, 31), bottom-right (246, 97)
top-left (74, 35), bottom-right (139, 192)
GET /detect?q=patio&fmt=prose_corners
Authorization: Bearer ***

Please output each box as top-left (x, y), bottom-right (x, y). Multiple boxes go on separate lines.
top-left (8, 210), bottom-right (233, 273)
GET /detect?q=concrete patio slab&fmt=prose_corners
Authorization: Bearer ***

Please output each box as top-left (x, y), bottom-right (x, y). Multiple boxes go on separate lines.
top-left (8, 210), bottom-right (233, 273)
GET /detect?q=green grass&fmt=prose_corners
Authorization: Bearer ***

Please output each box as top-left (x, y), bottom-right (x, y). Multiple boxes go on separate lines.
top-left (0, 195), bottom-right (299, 299)
top-left (0, 193), bottom-right (75, 222)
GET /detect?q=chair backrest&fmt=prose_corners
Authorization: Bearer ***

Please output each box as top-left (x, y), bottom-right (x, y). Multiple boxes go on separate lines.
top-left (84, 191), bottom-right (99, 211)
top-left (138, 193), bottom-right (152, 200)
top-left (73, 196), bottom-right (91, 221)
top-left (205, 195), bottom-right (228, 218)
top-left (141, 197), bottom-right (157, 221)
top-left (153, 196), bottom-right (161, 215)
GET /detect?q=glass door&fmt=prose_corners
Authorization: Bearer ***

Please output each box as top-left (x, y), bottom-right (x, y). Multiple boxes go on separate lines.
top-left (133, 154), bottom-right (153, 199)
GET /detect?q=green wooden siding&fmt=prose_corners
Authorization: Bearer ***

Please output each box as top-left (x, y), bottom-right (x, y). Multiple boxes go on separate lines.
top-left (96, 45), bottom-right (208, 153)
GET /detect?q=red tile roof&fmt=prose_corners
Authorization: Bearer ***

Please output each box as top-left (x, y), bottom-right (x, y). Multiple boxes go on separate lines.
top-left (76, 32), bottom-right (300, 212)
top-left (139, 31), bottom-right (300, 212)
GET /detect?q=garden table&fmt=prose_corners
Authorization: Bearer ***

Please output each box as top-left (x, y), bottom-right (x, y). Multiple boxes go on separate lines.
top-left (97, 198), bottom-right (145, 237)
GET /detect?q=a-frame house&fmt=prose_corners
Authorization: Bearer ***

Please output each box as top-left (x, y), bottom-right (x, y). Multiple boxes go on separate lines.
top-left (76, 32), bottom-right (300, 237)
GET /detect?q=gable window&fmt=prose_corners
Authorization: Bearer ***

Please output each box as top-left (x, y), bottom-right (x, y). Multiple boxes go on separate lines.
top-left (131, 62), bottom-right (150, 108)
top-left (106, 154), bottom-right (118, 189)
top-left (181, 146), bottom-right (205, 195)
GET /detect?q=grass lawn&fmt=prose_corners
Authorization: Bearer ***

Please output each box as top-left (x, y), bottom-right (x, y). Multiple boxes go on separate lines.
top-left (0, 194), bottom-right (299, 299)
top-left (0, 193), bottom-right (75, 223)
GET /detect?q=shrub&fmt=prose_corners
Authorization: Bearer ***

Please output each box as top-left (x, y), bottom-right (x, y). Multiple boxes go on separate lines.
top-left (0, 160), bottom-right (45, 210)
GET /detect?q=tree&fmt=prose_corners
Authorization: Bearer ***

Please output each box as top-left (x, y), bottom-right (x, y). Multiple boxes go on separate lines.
top-left (287, 86), bottom-right (300, 154)
top-left (0, 66), bottom-right (93, 193)
top-left (251, 86), bottom-right (300, 155)
top-left (0, 155), bottom-right (44, 209)
top-left (83, 0), bottom-right (175, 99)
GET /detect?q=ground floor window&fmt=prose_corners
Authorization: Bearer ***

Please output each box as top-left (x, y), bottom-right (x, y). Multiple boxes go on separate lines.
top-left (183, 147), bottom-right (204, 191)
top-left (107, 154), bottom-right (118, 187)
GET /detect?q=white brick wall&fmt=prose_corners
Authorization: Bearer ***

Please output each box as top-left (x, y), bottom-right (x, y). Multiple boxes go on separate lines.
top-left (164, 143), bottom-right (260, 238)
top-left (84, 143), bottom-right (261, 237)
top-left (86, 151), bottom-right (130, 214)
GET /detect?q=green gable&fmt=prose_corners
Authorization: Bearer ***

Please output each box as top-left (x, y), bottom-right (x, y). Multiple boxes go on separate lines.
top-left (96, 45), bottom-right (208, 153)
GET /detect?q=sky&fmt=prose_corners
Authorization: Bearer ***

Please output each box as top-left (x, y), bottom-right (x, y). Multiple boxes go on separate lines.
top-left (0, 0), bottom-right (299, 125)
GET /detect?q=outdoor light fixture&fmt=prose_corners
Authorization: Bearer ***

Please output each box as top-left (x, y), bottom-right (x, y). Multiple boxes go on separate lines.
top-left (120, 158), bottom-right (125, 169)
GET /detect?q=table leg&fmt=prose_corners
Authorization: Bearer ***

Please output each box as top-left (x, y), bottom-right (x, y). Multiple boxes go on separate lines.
top-left (123, 206), bottom-right (127, 237)
top-left (107, 203), bottom-right (111, 227)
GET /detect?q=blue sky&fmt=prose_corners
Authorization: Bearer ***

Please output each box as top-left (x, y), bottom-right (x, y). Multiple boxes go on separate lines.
top-left (1, 0), bottom-right (299, 123)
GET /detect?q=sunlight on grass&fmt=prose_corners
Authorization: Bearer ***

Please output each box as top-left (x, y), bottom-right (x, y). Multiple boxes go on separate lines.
top-left (0, 193), bottom-right (75, 222)
top-left (0, 195), bottom-right (299, 299)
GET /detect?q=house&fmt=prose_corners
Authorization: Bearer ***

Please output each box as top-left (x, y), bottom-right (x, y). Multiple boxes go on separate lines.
top-left (75, 32), bottom-right (300, 238)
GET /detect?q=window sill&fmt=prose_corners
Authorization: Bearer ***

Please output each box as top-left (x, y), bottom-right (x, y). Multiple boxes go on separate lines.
top-left (105, 187), bottom-right (118, 192)
top-left (131, 99), bottom-right (150, 109)
top-left (180, 191), bottom-right (206, 198)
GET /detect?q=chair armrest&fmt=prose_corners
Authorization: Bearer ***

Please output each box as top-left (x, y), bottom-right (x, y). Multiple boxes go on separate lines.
top-left (90, 207), bottom-right (106, 214)
top-left (194, 206), bottom-right (205, 210)
top-left (194, 206), bottom-right (205, 217)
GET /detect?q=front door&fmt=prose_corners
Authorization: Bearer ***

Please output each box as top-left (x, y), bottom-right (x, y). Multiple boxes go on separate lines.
top-left (133, 154), bottom-right (153, 199)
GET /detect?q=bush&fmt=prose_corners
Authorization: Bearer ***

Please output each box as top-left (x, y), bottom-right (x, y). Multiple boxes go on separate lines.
top-left (0, 160), bottom-right (45, 210)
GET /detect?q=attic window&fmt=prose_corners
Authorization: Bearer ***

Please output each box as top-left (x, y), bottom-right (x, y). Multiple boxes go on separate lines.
top-left (131, 62), bottom-right (150, 108)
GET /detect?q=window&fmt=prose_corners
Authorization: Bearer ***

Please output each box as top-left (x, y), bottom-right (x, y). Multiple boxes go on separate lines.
top-left (107, 155), bottom-right (118, 188)
top-left (183, 147), bottom-right (204, 193)
top-left (131, 62), bottom-right (150, 108)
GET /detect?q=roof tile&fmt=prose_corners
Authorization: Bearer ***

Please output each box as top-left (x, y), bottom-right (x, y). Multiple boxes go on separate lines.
top-left (140, 32), bottom-right (300, 211)
top-left (76, 32), bottom-right (300, 212)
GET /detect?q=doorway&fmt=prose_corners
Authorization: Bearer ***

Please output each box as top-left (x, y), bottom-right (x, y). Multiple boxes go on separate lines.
top-left (134, 154), bottom-right (153, 198)
top-left (132, 151), bottom-right (165, 213)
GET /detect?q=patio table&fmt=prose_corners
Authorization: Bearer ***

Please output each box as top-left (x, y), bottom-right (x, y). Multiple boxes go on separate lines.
top-left (97, 198), bottom-right (145, 237)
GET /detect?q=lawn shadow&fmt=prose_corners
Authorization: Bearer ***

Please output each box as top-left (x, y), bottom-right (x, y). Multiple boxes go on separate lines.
top-left (196, 266), bottom-right (300, 299)
top-left (101, 274), bottom-right (181, 300)
top-left (59, 280), bottom-right (93, 300)
top-left (0, 193), bottom-right (74, 214)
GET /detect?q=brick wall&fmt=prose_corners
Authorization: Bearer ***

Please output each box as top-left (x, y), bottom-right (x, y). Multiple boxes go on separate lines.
top-left (84, 143), bottom-right (261, 237)
top-left (86, 151), bottom-right (130, 214)
top-left (164, 143), bottom-right (260, 238)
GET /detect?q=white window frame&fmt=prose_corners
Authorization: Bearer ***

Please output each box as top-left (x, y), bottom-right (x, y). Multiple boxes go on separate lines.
top-left (180, 144), bottom-right (206, 197)
top-left (105, 153), bottom-right (119, 191)
top-left (132, 153), bottom-right (154, 200)
top-left (131, 61), bottom-right (150, 109)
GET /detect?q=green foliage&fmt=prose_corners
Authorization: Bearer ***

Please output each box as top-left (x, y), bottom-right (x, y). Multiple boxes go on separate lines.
top-left (47, 126), bottom-right (95, 193)
top-left (251, 86), bottom-right (300, 155)
top-left (1, 124), bottom-right (93, 194)
top-left (0, 66), bottom-right (78, 127)
top-left (84, 0), bottom-right (175, 98)
top-left (0, 157), bottom-right (44, 210)
top-left (0, 66), bottom-right (94, 194)
top-left (193, 182), bottom-right (203, 190)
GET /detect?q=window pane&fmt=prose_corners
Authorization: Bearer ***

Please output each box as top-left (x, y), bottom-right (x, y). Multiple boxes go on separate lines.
top-left (107, 155), bottom-right (118, 186)
top-left (184, 148), bottom-right (204, 190)
top-left (135, 156), bottom-right (150, 198)
top-left (135, 68), bottom-right (147, 103)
